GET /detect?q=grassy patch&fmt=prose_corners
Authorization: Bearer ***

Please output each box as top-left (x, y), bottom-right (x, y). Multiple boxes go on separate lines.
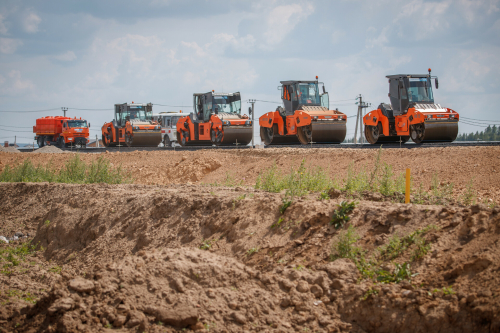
top-left (331, 201), bottom-right (357, 229)
top-left (377, 225), bottom-right (437, 261)
top-left (376, 262), bottom-right (418, 283)
top-left (255, 160), bottom-right (334, 195)
top-left (0, 155), bottom-right (131, 184)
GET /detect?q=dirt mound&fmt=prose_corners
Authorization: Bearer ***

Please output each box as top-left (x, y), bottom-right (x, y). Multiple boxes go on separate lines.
top-left (9, 248), bottom-right (349, 332)
top-left (0, 146), bottom-right (20, 153)
top-left (1, 183), bottom-right (499, 332)
top-left (33, 145), bottom-right (68, 153)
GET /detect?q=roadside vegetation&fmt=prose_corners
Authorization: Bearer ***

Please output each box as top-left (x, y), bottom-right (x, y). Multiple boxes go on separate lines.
top-left (253, 148), bottom-right (479, 206)
top-left (0, 155), bottom-right (131, 184)
top-left (330, 224), bottom-right (438, 283)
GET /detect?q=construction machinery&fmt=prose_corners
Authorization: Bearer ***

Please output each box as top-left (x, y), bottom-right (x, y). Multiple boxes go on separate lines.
top-left (101, 103), bottom-right (162, 147)
top-left (363, 69), bottom-right (459, 144)
top-left (33, 116), bottom-right (89, 148)
top-left (259, 77), bottom-right (347, 145)
top-left (153, 111), bottom-right (184, 147)
top-left (176, 92), bottom-right (252, 146)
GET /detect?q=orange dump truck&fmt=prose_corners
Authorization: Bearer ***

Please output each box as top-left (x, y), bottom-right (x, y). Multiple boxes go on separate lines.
top-left (33, 116), bottom-right (90, 148)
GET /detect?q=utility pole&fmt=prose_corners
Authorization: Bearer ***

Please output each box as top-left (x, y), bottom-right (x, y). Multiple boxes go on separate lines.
top-left (354, 94), bottom-right (371, 144)
top-left (62, 107), bottom-right (68, 117)
top-left (96, 134), bottom-right (99, 148)
top-left (249, 99), bottom-right (256, 147)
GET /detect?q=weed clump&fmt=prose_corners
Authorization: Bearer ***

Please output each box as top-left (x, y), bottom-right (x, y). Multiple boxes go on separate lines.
top-left (0, 155), bottom-right (131, 184)
top-left (331, 201), bottom-right (357, 229)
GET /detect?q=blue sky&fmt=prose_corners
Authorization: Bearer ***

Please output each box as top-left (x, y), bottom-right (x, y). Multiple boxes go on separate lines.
top-left (0, 0), bottom-right (499, 143)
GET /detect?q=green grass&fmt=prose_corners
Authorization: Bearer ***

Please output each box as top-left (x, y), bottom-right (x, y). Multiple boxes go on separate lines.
top-left (376, 262), bottom-right (418, 283)
top-left (461, 179), bottom-right (476, 205)
top-left (0, 155), bottom-right (131, 184)
top-left (377, 225), bottom-right (437, 261)
top-left (255, 160), bottom-right (334, 195)
top-left (343, 148), bottom-right (406, 198)
top-left (330, 225), bottom-right (435, 282)
top-left (246, 247), bottom-right (260, 256)
top-left (331, 201), bottom-right (357, 229)
top-left (330, 225), bottom-right (361, 261)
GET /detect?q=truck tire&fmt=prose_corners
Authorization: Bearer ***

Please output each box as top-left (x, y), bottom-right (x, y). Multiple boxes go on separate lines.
top-left (37, 136), bottom-right (44, 148)
top-left (58, 137), bottom-right (65, 148)
top-left (163, 135), bottom-right (171, 147)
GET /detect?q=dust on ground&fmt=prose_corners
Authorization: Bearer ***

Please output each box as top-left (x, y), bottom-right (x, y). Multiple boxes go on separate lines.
top-left (1, 146), bottom-right (500, 203)
top-left (0, 182), bottom-right (498, 332)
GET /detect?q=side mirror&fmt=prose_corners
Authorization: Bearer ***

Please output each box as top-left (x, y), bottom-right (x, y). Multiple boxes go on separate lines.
top-left (214, 107), bottom-right (219, 114)
top-left (88, 123), bottom-right (91, 128)
top-left (435, 78), bottom-right (439, 89)
top-left (248, 107), bottom-right (252, 115)
top-left (322, 86), bottom-right (326, 94)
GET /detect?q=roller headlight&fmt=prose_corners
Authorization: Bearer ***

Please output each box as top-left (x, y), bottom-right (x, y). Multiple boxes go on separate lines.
top-left (313, 116), bottom-right (318, 120)
top-left (133, 126), bottom-right (139, 130)
top-left (223, 120), bottom-right (230, 126)
top-left (449, 115), bottom-right (455, 118)
top-left (245, 120), bottom-right (252, 126)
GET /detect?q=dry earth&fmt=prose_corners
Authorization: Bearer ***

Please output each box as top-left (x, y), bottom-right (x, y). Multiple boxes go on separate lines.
top-left (0, 148), bottom-right (499, 332)
top-left (1, 147), bottom-right (500, 202)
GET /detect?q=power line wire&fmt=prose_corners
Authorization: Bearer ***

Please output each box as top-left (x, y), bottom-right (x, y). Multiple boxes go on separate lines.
top-left (461, 116), bottom-right (500, 123)
top-left (0, 128), bottom-right (33, 132)
top-left (0, 124), bottom-right (33, 129)
top-left (0, 108), bottom-right (60, 113)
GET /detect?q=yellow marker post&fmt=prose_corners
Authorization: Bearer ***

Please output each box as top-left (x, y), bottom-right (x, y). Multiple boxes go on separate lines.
top-left (405, 168), bottom-right (411, 204)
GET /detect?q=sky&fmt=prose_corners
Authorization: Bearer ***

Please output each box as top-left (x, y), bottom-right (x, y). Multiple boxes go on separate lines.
top-left (0, 0), bottom-right (499, 144)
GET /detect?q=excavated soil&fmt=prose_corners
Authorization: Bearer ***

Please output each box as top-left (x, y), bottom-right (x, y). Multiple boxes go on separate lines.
top-left (1, 146), bottom-right (500, 202)
top-left (0, 182), bottom-right (499, 333)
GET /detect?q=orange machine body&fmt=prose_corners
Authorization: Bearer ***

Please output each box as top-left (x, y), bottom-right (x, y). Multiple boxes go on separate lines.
top-left (363, 108), bottom-right (425, 137)
top-left (363, 70), bottom-right (459, 144)
top-left (33, 116), bottom-right (89, 148)
top-left (176, 92), bottom-right (253, 146)
top-left (258, 79), bottom-right (347, 145)
top-left (101, 103), bottom-right (162, 147)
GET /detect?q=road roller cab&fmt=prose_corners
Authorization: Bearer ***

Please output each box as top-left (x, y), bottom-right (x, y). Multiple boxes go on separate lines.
top-left (176, 92), bottom-right (253, 146)
top-left (363, 69), bottom-right (459, 144)
top-left (101, 103), bottom-right (162, 147)
top-left (259, 77), bottom-right (347, 145)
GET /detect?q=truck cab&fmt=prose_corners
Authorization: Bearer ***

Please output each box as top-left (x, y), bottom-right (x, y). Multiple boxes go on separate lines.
top-left (153, 112), bottom-right (184, 147)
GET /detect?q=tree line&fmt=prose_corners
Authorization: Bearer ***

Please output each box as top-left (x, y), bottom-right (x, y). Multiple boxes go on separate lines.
top-left (455, 125), bottom-right (500, 141)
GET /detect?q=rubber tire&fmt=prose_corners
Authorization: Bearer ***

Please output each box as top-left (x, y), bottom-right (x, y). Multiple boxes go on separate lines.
top-left (102, 134), bottom-right (108, 148)
top-left (58, 137), bottom-right (65, 148)
top-left (125, 133), bottom-right (133, 147)
top-left (260, 126), bottom-right (273, 145)
top-left (365, 125), bottom-right (379, 144)
top-left (410, 124), bottom-right (425, 144)
top-left (37, 136), bottom-right (44, 148)
top-left (164, 135), bottom-right (171, 147)
top-left (297, 125), bottom-right (313, 145)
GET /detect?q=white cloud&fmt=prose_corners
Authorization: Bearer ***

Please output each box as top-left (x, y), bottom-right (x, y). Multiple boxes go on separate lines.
top-left (23, 12), bottom-right (41, 33)
top-left (0, 70), bottom-right (35, 95)
top-left (263, 3), bottom-right (314, 45)
top-left (0, 14), bottom-right (8, 35)
top-left (0, 37), bottom-right (23, 54)
top-left (55, 51), bottom-right (77, 61)
top-left (331, 30), bottom-right (345, 45)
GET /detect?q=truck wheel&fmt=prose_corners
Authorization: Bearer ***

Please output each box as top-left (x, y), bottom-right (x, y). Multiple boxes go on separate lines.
top-left (58, 137), bottom-right (65, 148)
top-left (163, 135), bottom-right (171, 147)
top-left (37, 136), bottom-right (44, 148)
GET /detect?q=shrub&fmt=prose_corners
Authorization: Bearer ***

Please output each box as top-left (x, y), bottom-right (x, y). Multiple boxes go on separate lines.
top-left (0, 155), bottom-right (131, 184)
top-left (331, 201), bottom-right (357, 229)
